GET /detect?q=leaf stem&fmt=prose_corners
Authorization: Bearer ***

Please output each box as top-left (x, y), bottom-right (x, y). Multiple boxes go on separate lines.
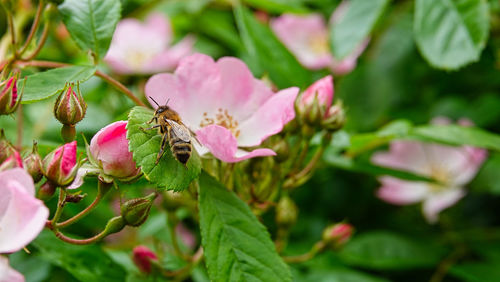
top-left (282, 241), bottom-right (326, 263)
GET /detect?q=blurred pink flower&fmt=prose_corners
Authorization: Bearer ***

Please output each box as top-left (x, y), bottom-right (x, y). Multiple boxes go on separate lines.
top-left (0, 256), bottom-right (24, 282)
top-left (0, 168), bottom-right (49, 253)
top-left (89, 121), bottom-right (140, 180)
top-left (372, 121), bottom-right (487, 223)
top-left (145, 53), bottom-right (299, 163)
top-left (42, 141), bottom-right (78, 187)
top-left (270, 2), bottom-right (368, 75)
top-left (104, 13), bottom-right (195, 75)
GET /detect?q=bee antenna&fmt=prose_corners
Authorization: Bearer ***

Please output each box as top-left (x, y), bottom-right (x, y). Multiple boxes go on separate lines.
top-left (148, 96), bottom-right (160, 107)
top-left (165, 98), bottom-right (170, 106)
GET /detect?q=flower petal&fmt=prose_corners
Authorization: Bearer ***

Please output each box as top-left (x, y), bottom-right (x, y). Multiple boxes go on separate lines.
top-left (422, 188), bottom-right (465, 224)
top-left (0, 256), bottom-right (24, 282)
top-left (372, 141), bottom-right (431, 176)
top-left (376, 176), bottom-right (429, 205)
top-left (238, 87), bottom-right (299, 147)
top-left (196, 125), bottom-right (275, 163)
top-left (300, 75), bottom-right (334, 109)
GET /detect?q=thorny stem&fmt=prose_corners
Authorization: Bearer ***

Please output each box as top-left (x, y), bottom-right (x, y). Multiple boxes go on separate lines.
top-left (14, 60), bottom-right (147, 107)
top-left (282, 241), bottom-right (326, 263)
top-left (18, 0), bottom-right (45, 57)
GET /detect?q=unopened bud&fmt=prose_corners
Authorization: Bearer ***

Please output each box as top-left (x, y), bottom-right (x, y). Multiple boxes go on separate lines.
top-left (121, 193), bottom-right (157, 227)
top-left (132, 245), bottom-right (158, 274)
top-left (0, 129), bottom-right (16, 163)
top-left (0, 150), bottom-right (23, 171)
top-left (42, 141), bottom-right (78, 186)
top-left (24, 141), bottom-right (43, 182)
top-left (0, 72), bottom-right (23, 115)
top-left (322, 101), bottom-right (346, 132)
top-left (275, 195), bottom-right (298, 228)
top-left (272, 140), bottom-right (290, 163)
top-left (37, 180), bottom-right (57, 201)
top-left (102, 216), bottom-right (126, 236)
top-left (54, 83), bottom-right (87, 126)
top-left (298, 75), bottom-right (334, 128)
top-left (322, 222), bottom-right (353, 248)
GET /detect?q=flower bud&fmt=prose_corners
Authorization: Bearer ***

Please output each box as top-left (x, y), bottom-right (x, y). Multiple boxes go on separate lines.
top-left (0, 72), bottom-right (23, 115)
top-left (0, 150), bottom-right (23, 171)
top-left (42, 141), bottom-right (78, 186)
top-left (24, 141), bottom-right (43, 183)
top-left (322, 222), bottom-right (353, 248)
top-left (162, 190), bottom-right (187, 212)
top-left (132, 245), bottom-right (158, 274)
top-left (121, 193), bottom-right (157, 227)
top-left (272, 139), bottom-right (290, 163)
top-left (37, 180), bottom-right (57, 201)
top-left (298, 75), bottom-right (334, 127)
top-left (322, 101), bottom-right (346, 132)
top-left (54, 83), bottom-right (87, 126)
top-left (0, 129), bottom-right (16, 163)
top-left (89, 121), bottom-right (141, 181)
top-left (275, 195), bottom-right (298, 228)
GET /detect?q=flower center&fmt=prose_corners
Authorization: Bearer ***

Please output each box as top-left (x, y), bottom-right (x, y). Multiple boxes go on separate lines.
top-left (200, 108), bottom-right (240, 138)
top-left (428, 166), bottom-right (451, 192)
top-left (125, 50), bottom-right (155, 69)
top-left (309, 34), bottom-right (329, 54)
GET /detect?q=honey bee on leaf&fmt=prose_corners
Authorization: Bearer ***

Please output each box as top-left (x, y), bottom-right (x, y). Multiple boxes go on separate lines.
top-left (141, 97), bottom-right (197, 166)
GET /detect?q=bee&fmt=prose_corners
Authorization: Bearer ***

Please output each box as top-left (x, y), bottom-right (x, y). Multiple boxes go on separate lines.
top-left (142, 97), bottom-right (195, 166)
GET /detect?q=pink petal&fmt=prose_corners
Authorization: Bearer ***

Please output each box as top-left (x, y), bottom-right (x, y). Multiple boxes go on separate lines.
top-left (300, 75), bottom-right (334, 109)
top-left (271, 14), bottom-right (332, 69)
top-left (60, 141), bottom-right (77, 176)
top-left (376, 176), bottom-right (429, 205)
top-left (238, 87), bottom-right (299, 147)
top-left (0, 169), bottom-right (49, 253)
top-left (0, 256), bottom-right (24, 282)
top-left (422, 188), bottom-right (465, 223)
top-left (196, 125), bottom-right (275, 163)
top-left (145, 13), bottom-right (172, 43)
top-left (371, 141), bottom-right (431, 176)
top-left (330, 38), bottom-right (369, 75)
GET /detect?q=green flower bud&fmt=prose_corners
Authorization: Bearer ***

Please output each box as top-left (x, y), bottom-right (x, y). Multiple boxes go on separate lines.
top-left (121, 193), bottom-right (157, 227)
top-left (322, 101), bottom-right (346, 132)
top-left (54, 83), bottom-right (87, 126)
top-left (103, 216), bottom-right (126, 235)
top-left (24, 141), bottom-right (43, 183)
top-left (275, 195), bottom-right (298, 228)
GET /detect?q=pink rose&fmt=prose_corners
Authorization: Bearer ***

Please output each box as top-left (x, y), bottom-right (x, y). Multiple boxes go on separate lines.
top-left (104, 13), bottom-right (195, 75)
top-left (0, 168), bottom-right (49, 253)
top-left (41, 141), bottom-right (78, 187)
top-left (145, 53), bottom-right (299, 163)
top-left (132, 245), bottom-right (158, 273)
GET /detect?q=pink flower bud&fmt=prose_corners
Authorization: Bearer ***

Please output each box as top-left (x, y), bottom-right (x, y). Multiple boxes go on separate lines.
top-left (322, 223), bottom-right (354, 248)
top-left (0, 129), bottom-right (16, 163)
top-left (299, 76), bottom-right (335, 126)
top-left (42, 141), bottom-right (78, 186)
top-left (0, 72), bottom-right (22, 115)
top-left (0, 150), bottom-right (23, 171)
top-left (89, 121), bottom-right (140, 180)
top-left (54, 83), bottom-right (87, 126)
top-left (132, 245), bottom-right (158, 273)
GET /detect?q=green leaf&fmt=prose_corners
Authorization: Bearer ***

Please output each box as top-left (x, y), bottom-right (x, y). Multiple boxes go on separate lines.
top-left (32, 230), bottom-right (126, 282)
top-left (450, 262), bottom-right (500, 282)
top-left (242, 0), bottom-right (307, 13)
top-left (330, 0), bottom-right (389, 59)
top-left (20, 65), bottom-right (97, 104)
top-left (234, 5), bottom-right (313, 89)
top-left (299, 268), bottom-right (390, 282)
top-left (198, 172), bottom-right (291, 282)
top-left (127, 106), bottom-right (201, 191)
top-left (59, 0), bottom-right (122, 59)
top-left (414, 0), bottom-right (490, 70)
top-left (339, 231), bottom-right (446, 270)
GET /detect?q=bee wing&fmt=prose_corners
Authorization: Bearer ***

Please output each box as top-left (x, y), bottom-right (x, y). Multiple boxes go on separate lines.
top-left (165, 120), bottom-right (192, 142)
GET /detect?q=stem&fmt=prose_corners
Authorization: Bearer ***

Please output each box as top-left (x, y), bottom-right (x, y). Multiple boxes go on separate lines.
top-left (50, 188), bottom-right (66, 225)
top-left (15, 60), bottom-right (147, 107)
top-left (160, 247), bottom-right (204, 278)
top-left (53, 229), bottom-right (109, 245)
top-left (282, 241), bottom-right (326, 263)
top-left (16, 104), bottom-right (23, 150)
top-left (167, 212), bottom-right (189, 261)
top-left (429, 247), bottom-right (466, 282)
top-left (18, 0), bottom-right (45, 56)
top-left (283, 145), bottom-right (325, 189)
top-left (56, 180), bottom-right (110, 228)
top-left (21, 21), bottom-right (50, 61)
top-left (7, 9), bottom-right (17, 56)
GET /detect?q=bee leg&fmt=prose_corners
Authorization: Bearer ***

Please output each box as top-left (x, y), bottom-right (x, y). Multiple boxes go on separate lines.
top-left (146, 116), bottom-right (157, 124)
top-left (140, 124), bottom-right (160, 132)
top-left (155, 133), bottom-right (168, 165)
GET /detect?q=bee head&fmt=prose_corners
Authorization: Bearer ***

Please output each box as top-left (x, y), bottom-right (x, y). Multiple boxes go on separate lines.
top-left (155, 105), bottom-right (169, 114)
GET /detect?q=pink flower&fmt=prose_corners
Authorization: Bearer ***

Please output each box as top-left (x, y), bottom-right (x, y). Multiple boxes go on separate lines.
top-left (0, 151), bottom-right (23, 171)
top-left (145, 53), bottom-right (299, 163)
top-left (132, 245), bottom-right (158, 273)
top-left (104, 13), bottom-right (194, 75)
top-left (0, 168), bottom-right (49, 253)
top-left (270, 3), bottom-right (368, 75)
top-left (0, 256), bottom-right (24, 282)
top-left (89, 121), bottom-right (140, 180)
top-left (372, 121), bottom-right (487, 223)
top-left (42, 141), bottom-right (78, 187)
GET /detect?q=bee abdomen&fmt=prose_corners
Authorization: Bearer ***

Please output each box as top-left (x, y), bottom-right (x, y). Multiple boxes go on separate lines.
top-left (170, 138), bottom-right (191, 165)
